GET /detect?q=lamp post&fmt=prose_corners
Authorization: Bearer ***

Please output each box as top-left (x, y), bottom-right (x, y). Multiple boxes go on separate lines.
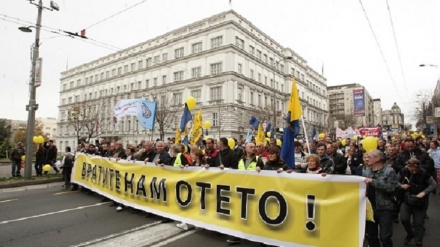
top-left (21, 0), bottom-right (58, 179)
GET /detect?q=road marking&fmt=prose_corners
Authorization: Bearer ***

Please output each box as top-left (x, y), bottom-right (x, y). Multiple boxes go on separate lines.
top-left (71, 222), bottom-right (198, 247)
top-left (53, 191), bottom-right (77, 196)
top-left (0, 199), bottom-right (18, 203)
top-left (149, 228), bottom-right (200, 247)
top-left (0, 202), bottom-right (109, 225)
top-left (72, 221), bottom-right (163, 247)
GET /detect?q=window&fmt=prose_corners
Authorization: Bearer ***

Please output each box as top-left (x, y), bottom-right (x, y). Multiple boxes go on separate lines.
top-left (154, 55), bottom-right (160, 64)
top-left (257, 50), bottom-right (262, 60)
top-left (138, 60), bottom-right (143, 69)
top-left (263, 54), bottom-right (268, 63)
top-left (235, 36), bottom-right (244, 49)
top-left (124, 65), bottom-right (128, 73)
top-left (271, 78), bottom-right (275, 88)
top-left (174, 71), bottom-right (184, 82)
top-left (153, 78), bottom-right (157, 86)
top-left (211, 36), bottom-right (222, 49)
top-left (117, 67), bottom-right (122, 75)
top-left (138, 81), bottom-right (142, 90)
top-left (191, 89), bottom-right (201, 102)
top-left (172, 93), bottom-right (182, 106)
top-left (258, 73), bottom-right (261, 82)
top-left (62, 98), bottom-right (66, 105)
top-left (210, 62), bottom-right (222, 75)
top-left (131, 83), bottom-right (134, 91)
top-left (111, 69), bottom-right (116, 77)
top-left (270, 58), bottom-right (274, 66)
top-left (258, 94), bottom-right (262, 106)
top-left (69, 81), bottom-right (73, 88)
top-left (162, 53), bottom-right (168, 62)
top-left (213, 113), bottom-right (219, 126)
top-left (249, 45), bottom-right (255, 55)
top-left (174, 47), bottom-right (184, 59)
top-left (238, 63), bottom-right (242, 74)
top-left (85, 77), bottom-right (89, 84)
top-left (250, 92), bottom-right (254, 105)
top-left (95, 74), bottom-right (98, 81)
top-left (68, 97), bottom-right (72, 104)
top-left (192, 42), bottom-right (202, 54)
top-left (146, 58), bottom-right (152, 67)
top-left (162, 75), bottom-right (167, 84)
top-left (238, 87), bottom-right (243, 101)
top-left (210, 86), bottom-right (222, 101)
top-left (131, 63), bottom-right (136, 71)
top-left (264, 76), bottom-right (267, 85)
top-left (75, 95), bottom-right (79, 102)
top-left (100, 72), bottom-right (104, 80)
top-left (250, 69), bottom-right (254, 80)
top-left (192, 67), bottom-right (201, 78)
top-left (146, 79), bottom-right (149, 88)
top-left (106, 71), bottom-right (110, 78)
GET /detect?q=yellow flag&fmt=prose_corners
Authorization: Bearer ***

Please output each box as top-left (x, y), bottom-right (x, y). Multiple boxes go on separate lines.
top-left (289, 77), bottom-right (302, 121)
top-left (175, 127), bottom-right (181, 144)
top-left (366, 198), bottom-right (375, 222)
top-left (256, 123), bottom-right (267, 146)
top-left (190, 110), bottom-right (203, 145)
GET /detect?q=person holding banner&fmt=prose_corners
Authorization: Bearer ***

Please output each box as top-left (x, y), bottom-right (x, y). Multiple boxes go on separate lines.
top-left (315, 143), bottom-right (334, 174)
top-left (363, 150), bottom-right (398, 247)
top-left (214, 137), bottom-right (238, 170)
top-left (152, 141), bottom-right (171, 166)
top-left (139, 141), bottom-right (156, 163)
top-left (204, 138), bottom-right (218, 167)
top-left (237, 142), bottom-right (264, 171)
top-left (256, 147), bottom-right (288, 173)
top-left (169, 144), bottom-right (189, 167)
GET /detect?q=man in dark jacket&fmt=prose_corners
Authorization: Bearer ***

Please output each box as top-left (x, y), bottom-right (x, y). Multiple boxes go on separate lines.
top-left (326, 143), bottom-right (346, 174)
top-left (316, 143), bottom-right (334, 174)
top-left (395, 138), bottom-right (434, 176)
top-left (139, 140), bottom-right (156, 163)
top-left (215, 137), bottom-right (238, 169)
top-left (204, 138), bottom-right (218, 167)
top-left (10, 142), bottom-right (24, 177)
top-left (112, 141), bottom-right (127, 159)
top-left (152, 141), bottom-right (171, 166)
top-left (45, 140), bottom-right (59, 173)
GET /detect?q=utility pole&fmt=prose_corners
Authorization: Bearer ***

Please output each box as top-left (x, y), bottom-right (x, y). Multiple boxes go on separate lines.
top-left (24, 0), bottom-right (43, 179)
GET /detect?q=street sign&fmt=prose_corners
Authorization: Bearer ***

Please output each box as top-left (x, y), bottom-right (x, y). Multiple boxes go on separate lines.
top-left (35, 58), bottom-right (42, 87)
top-left (435, 107), bottom-right (440, 118)
top-left (426, 116), bottom-right (433, 124)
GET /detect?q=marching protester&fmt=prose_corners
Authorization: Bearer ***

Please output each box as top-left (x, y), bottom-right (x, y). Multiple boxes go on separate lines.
top-left (60, 146), bottom-right (74, 190)
top-left (326, 143), bottom-right (347, 174)
top-left (45, 140), bottom-right (59, 174)
top-left (256, 146), bottom-right (288, 173)
top-left (139, 140), bottom-right (156, 163)
top-left (152, 141), bottom-right (171, 166)
top-left (396, 158), bottom-right (436, 247)
top-left (35, 143), bottom-right (46, 176)
top-left (204, 138), bottom-right (219, 167)
top-left (363, 149), bottom-right (398, 247)
top-left (169, 144), bottom-right (189, 167)
top-left (428, 140), bottom-right (440, 193)
top-left (214, 137), bottom-right (238, 170)
top-left (315, 143), bottom-right (335, 174)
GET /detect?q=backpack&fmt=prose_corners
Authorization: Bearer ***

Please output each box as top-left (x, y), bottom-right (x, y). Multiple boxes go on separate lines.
top-left (63, 155), bottom-right (74, 168)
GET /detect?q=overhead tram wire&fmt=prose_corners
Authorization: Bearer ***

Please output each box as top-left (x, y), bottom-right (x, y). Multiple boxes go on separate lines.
top-left (358, 0), bottom-right (402, 100)
top-left (386, 0), bottom-right (410, 99)
top-left (83, 0), bottom-right (149, 31)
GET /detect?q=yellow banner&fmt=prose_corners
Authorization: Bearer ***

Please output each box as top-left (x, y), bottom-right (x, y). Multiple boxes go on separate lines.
top-left (72, 154), bottom-right (366, 247)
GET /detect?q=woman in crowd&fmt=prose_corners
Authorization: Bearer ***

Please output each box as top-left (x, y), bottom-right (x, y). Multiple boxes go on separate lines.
top-left (256, 147), bottom-right (288, 173)
top-left (302, 154), bottom-right (326, 176)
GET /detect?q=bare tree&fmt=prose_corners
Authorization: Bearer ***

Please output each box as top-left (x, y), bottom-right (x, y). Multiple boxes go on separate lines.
top-left (155, 93), bottom-right (176, 141)
top-left (331, 114), bottom-right (358, 129)
top-left (66, 101), bottom-right (101, 144)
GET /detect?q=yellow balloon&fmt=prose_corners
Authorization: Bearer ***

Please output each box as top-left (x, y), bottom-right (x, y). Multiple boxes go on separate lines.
top-left (266, 132), bottom-right (271, 138)
top-left (43, 164), bottom-right (51, 172)
top-left (276, 139), bottom-right (282, 146)
top-left (318, 133), bottom-right (325, 139)
top-left (204, 135), bottom-right (212, 140)
top-left (39, 136), bottom-right (45, 143)
top-left (363, 136), bottom-right (378, 152)
top-left (227, 138), bottom-right (235, 150)
top-left (21, 155), bottom-right (25, 161)
top-left (341, 139), bottom-right (347, 146)
top-left (185, 96), bottom-right (196, 110)
top-left (353, 136), bottom-right (359, 141)
top-left (33, 136), bottom-right (39, 143)
top-left (203, 120), bottom-right (212, 129)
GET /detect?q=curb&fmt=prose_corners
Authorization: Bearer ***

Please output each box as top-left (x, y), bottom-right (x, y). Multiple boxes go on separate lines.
top-left (0, 178), bottom-right (63, 190)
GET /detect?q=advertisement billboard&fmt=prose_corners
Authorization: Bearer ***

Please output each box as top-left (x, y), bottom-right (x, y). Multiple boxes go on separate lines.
top-left (353, 89), bottom-right (365, 116)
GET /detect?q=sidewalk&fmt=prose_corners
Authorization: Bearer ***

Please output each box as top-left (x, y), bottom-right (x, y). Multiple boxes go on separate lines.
top-left (0, 162), bottom-right (62, 190)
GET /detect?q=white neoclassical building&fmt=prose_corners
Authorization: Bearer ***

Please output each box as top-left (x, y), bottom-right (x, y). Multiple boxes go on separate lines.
top-left (57, 10), bottom-right (328, 149)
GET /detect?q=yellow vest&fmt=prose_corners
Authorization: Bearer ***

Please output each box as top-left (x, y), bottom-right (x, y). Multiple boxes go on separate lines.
top-left (238, 156), bottom-right (259, 170)
top-left (173, 153), bottom-right (183, 167)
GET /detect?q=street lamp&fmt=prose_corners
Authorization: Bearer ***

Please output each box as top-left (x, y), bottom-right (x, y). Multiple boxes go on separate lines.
top-left (20, 0), bottom-right (59, 179)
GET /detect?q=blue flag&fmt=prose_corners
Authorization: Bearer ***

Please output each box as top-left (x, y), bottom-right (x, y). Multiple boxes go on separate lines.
top-left (180, 104), bottom-right (193, 132)
top-left (113, 99), bottom-right (157, 130)
top-left (249, 116), bottom-right (260, 129)
top-left (311, 126), bottom-right (317, 140)
top-left (280, 77), bottom-right (302, 169)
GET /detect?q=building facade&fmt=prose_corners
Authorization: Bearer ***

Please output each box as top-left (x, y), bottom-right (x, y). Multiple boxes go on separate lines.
top-left (373, 98), bottom-right (382, 126)
top-left (57, 10), bottom-right (328, 149)
top-left (381, 102), bottom-right (404, 132)
top-left (327, 83), bottom-right (375, 129)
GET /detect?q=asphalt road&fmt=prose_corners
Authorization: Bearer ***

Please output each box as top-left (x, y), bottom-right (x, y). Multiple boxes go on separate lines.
top-left (1, 183), bottom-right (439, 247)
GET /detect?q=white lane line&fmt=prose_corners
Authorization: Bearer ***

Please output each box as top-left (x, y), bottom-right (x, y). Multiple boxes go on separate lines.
top-left (149, 228), bottom-right (200, 247)
top-left (0, 202), bottom-right (109, 225)
top-left (73, 222), bottom-right (197, 247)
top-left (72, 221), bottom-right (163, 247)
top-left (53, 191), bottom-right (77, 196)
top-left (0, 199), bottom-right (18, 203)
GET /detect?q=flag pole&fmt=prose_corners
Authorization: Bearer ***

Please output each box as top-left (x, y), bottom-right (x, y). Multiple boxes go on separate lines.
top-left (301, 116), bottom-right (311, 154)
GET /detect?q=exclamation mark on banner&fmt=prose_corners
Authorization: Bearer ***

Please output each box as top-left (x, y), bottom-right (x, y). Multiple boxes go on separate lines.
top-left (306, 195), bottom-right (316, 231)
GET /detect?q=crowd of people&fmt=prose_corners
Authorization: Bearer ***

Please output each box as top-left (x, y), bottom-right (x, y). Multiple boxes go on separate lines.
top-left (15, 134), bottom-right (439, 246)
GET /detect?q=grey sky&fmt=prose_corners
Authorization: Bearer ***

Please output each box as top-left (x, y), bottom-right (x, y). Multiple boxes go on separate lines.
top-left (1, 0), bottom-right (439, 127)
